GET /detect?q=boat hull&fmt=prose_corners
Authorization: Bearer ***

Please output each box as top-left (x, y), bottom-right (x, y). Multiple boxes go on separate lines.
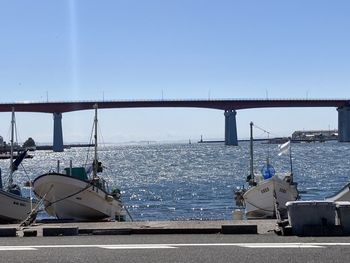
top-left (0, 189), bottom-right (37, 224)
top-left (33, 173), bottom-right (124, 221)
top-left (243, 176), bottom-right (298, 219)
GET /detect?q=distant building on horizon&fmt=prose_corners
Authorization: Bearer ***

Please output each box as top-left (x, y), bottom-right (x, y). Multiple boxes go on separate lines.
top-left (292, 129), bottom-right (338, 142)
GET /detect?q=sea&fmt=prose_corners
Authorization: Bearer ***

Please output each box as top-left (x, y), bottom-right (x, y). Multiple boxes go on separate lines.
top-left (1, 141), bottom-right (350, 221)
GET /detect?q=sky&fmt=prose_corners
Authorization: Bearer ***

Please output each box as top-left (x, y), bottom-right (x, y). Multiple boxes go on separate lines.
top-left (0, 0), bottom-right (349, 144)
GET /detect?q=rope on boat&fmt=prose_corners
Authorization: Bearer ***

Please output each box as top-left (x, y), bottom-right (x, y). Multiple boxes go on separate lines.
top-left (19, 185), bottom-right (54, 227)
top-left (253, 123), bottom-right (281, 138)
top-left (123, 205), bottom-right (134, 222)
top-left (273, 189), bottom-right (282, 222)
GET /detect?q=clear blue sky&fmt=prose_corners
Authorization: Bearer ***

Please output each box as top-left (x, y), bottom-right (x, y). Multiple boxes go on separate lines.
top-left (0, 0), bottom-right (349, 143)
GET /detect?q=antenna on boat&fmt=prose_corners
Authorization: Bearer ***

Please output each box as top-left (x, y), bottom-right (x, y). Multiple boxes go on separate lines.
top-left (93, 103), bottom-right (98, 179)
top-left (266, 131), bottom-right (270, 166)
top-left (249, 121), bottom-right (254, 182)
top-left (9, 107), bottom-right (15, 187)
top-left (289, 139), bottom-right (293, 181)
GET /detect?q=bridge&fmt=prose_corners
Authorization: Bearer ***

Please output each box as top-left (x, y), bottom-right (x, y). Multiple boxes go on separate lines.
top-left (0, 99), bottom-right (349, 151)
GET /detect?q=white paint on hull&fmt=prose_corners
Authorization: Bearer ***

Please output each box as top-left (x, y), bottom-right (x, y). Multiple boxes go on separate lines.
top-left (243, 175), bottom-right (298, 218)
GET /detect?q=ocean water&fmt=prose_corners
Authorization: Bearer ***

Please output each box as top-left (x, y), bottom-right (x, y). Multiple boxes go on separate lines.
top-left (1, 141), bottom-right (350, 221)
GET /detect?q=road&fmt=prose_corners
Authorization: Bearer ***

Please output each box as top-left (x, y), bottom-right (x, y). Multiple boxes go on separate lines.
top-left (0, 234), bottom-right (350, 263)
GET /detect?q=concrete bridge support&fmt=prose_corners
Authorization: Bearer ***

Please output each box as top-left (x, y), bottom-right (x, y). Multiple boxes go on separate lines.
top-left (53, 112), bottom-right (64, 152)
top-left (338, 106), bottom-right (350, 142)
top-left (224, 109), bottom-right (238, 146)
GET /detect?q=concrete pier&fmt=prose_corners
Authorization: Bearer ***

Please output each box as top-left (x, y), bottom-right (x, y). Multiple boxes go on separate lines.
top-left (4, 219), bottom-right (350, 237)
top-left (53, 112), bottom-right (64, 152)
top-left (224, 109), bottom-right (238, 146)
top-left (338, 106), bottom-right (350, 142)
top-left (11, 220), bottom-right (275, 237)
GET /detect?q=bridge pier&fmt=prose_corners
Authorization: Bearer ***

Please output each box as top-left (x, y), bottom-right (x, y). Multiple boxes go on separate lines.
top-left (338, 106), bottom-right (350, 142)
top-left (53, 112), bottom-right (64, 152)
top-left (224, 109), bottom-right (238, 146)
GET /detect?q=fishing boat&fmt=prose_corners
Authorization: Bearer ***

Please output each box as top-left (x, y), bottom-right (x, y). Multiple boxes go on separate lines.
top-left (0, 108), bottom-right (37, 224)
top-left (235, 122), bottom-right (299, 219)
top-left (33, 104), bottom-right (125, 221)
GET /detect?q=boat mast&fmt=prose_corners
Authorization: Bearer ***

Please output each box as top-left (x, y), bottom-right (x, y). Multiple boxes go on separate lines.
top-left (9, 107), bottom-right (15, 186)
top-left (250, 121), bottom-right (254, 181)
top-left (289, 140), bottom-right (293, 175)
top-left (93, 104), bottom-right (98, 179)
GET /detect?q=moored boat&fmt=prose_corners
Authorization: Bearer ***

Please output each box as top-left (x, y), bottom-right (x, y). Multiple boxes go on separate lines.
top-left (0, 108), bottom-right (37, 224)
top-left (33, 104), bottom-right (125, 221)
top-left (0, 185), bottom-right (37, 223)
top-left (33, 168), bottom-right (124, 221)
top-left (235, 122), bottom-right (299, 219)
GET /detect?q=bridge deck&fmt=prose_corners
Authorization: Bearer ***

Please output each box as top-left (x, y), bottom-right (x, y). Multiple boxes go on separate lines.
top-left (0, 99), bottom-right (349, 113)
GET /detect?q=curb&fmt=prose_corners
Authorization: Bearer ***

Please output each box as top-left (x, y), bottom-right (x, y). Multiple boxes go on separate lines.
top-left (221, 225), bottom-right (258, 234)
top-left (0, 228), bottom-right (17, 237)
top-left (23, 229), bottom-right (38, 237)
top-left (0, 224), bottom-right (262, 237)
top-left (87, 229), bottom-right (132, 235)
top-left (43, 227), bottom-right (79, 236)
top-left (132, 228), bottom-right (221, 235)
top-left (78, 226), bottom-right (258, 235)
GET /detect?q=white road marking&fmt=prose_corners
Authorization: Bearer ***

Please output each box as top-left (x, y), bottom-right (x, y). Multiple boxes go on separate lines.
top-left (174, 243), bottom-right (350, 248)
top-left (0, 243), bottom-right (350, 251)
top-left (236, 244), bottom-right (324, 248)
top-left (100, 245), bottom-right (177, 249)
top-left (0, 247), bottom-right (37, 251)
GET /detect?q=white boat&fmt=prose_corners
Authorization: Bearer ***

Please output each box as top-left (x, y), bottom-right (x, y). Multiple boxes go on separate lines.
top-left (235, 122), bottom-right (299, 219)
top-left (33, 104), bottom-right (125, 221)
top-left (0, 187), bottom-right (37, 223)
top-left (33, 171), bottom-right (124, 221)
top-left (0, 108), bottom-right (37, 224)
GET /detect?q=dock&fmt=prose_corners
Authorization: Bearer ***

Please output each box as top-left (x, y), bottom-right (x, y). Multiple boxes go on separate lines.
top-left (1, 220), bottom-right (277, 237)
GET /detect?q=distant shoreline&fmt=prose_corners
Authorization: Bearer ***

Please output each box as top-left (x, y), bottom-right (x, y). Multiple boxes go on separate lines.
top-left (35, 144), bottom-right (94, 151)
top-left (198, 138), bottom-right (338, 144)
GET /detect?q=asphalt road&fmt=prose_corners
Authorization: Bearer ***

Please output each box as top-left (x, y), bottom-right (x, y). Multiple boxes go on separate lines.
top-left (1, 234), bottom-right (350, 263)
